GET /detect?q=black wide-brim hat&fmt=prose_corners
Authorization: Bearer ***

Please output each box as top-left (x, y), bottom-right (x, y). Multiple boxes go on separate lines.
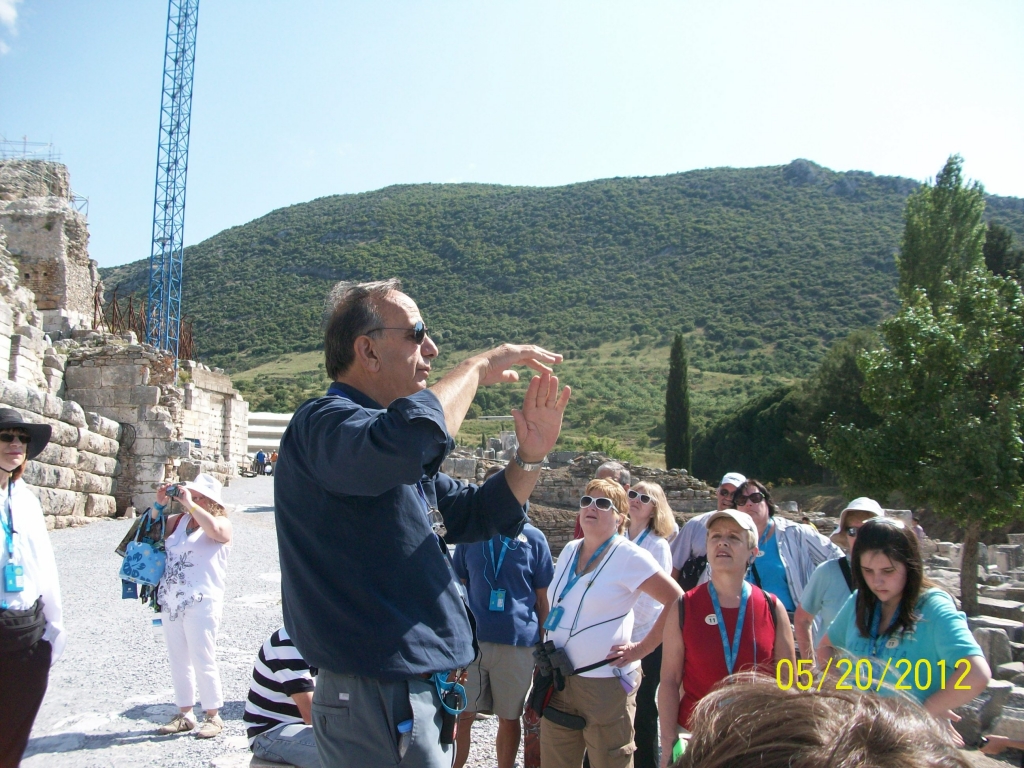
top-left (0, 408), bottom-right (52, 462)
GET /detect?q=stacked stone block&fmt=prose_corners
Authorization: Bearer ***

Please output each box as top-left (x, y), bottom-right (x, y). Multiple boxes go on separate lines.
top-left (179, 359), bottom-right (248, 463)
top-left (0, 378), bottom-right (119, 529)
top-left (63, 343), bottom-right (191, 514)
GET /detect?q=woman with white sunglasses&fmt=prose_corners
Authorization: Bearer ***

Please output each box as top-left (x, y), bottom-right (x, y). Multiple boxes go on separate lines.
top-left (624, 482), bottom-right (674, 768)
top-left (540, 479), bottom-right (682, 768)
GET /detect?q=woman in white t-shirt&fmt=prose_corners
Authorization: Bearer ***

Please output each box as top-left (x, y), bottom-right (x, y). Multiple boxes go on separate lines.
top-left (541, 479), bottom-right (682, 768)
top-left (624, 481), bottom-right (674, 768)
top-left (152, 473), bottom-right (232, 740)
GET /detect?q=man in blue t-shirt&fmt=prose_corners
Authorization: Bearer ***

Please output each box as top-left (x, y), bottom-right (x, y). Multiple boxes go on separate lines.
top-left (452, 471), bottom-right (554, 768)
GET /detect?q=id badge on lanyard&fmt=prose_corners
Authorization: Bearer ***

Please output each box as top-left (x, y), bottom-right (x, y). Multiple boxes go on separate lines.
top-left (4, 563), bottom-right (23, 593)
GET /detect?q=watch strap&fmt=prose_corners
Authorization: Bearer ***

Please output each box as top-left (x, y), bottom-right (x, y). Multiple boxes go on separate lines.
top-left (513, 452), bottom-right (544, 471)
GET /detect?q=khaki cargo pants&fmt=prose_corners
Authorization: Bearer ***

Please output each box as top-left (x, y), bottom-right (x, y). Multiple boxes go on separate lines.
top-left (540, 674), bottom-right (638, 768)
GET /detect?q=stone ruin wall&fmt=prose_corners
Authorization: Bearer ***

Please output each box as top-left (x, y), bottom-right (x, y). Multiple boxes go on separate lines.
top-left (0, 159), bottom-right (249, 526)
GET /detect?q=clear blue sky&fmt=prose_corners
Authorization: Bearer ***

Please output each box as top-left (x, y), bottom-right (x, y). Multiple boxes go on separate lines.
top-left (1, 0), bottom-right (1022, 268)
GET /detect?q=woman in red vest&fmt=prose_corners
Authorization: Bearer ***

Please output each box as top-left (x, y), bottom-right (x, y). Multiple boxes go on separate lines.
top-left (658, 510), bottom-right (795, 766)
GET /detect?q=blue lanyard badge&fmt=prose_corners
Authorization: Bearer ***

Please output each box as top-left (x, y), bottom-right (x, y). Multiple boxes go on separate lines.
top-left (2, 492), bottom-right (23, 601)
top-left (484, 537), bottom-right (514, 612)
top-left (708, 581), bottom-right (751, 675)
top-left (869, 602), bottom-right (900, 657)
top-left (757, 519), bottom-right (774, 550)
top-left (630, 528), bottom-right (650, 548)
top-left (544, 535), bottom-right (617, 631)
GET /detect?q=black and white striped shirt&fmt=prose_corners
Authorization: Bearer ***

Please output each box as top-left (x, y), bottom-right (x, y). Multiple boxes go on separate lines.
top-left (243, 627), bottom-right (315, 745)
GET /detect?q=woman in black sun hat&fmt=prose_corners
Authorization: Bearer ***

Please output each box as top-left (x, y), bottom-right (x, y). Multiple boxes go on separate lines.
top-left (0, 407), bottom-right (64, 768)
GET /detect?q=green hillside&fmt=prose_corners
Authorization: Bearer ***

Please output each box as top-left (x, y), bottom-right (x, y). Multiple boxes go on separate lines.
top-left (101, 160), bottom-right (1024, 449)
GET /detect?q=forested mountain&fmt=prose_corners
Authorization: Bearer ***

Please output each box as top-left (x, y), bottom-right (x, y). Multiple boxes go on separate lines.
top-left (101, 160), bottom-right (1024, 440)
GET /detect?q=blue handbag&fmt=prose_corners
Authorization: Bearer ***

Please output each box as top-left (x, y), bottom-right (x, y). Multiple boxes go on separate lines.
top-left (119, 514), bottom-right (167, 588)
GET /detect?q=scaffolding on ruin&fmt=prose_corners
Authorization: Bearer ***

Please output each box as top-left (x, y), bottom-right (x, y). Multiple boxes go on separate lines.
top-left (100, 284), bottom-right (197, 362)
top-left (0, 136), bottom-right (89, 216)
top-left (145, 0), bottom-right (200, 359)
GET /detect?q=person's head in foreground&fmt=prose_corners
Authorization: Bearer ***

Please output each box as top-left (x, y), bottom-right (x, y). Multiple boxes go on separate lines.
top-left (672, 674), bottom-right (970, 768)
top-left (704, 510), bottom-right (758, 577)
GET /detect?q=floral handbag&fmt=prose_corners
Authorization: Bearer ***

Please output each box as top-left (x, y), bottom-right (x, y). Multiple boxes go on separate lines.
top-left (118, 514), bottom-right (167, 587)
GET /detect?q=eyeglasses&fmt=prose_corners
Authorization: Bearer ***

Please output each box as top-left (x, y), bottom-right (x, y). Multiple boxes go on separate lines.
top-left (718, 487), bottom-right (733, 497)
top-left (735, 492), bottom-right (765, 506)
top-left (367, 320), bottom-right (429, 344)
top-left (845, 526), bottom-right (860, 538)
top-left (580, 496), bottom-right (618, 513)
top-left (627, 490), bottom-right (653, 504)
top-left (0, 433), bottom-right (30, 445)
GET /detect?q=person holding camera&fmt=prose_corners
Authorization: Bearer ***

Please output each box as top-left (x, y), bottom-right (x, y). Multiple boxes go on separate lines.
top-left (153, 473), bottom-right (232, 739)
top-left (539, 478), bottom-right (681, 768)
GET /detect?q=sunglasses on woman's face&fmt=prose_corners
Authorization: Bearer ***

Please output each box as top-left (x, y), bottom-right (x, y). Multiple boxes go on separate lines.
top-left (627, 490), bottom-right (653, 504)
top-left (0, 433), bottom-right (30, 445)
top-left (735, 492), bottom-right (765, 506)
top-left (580, 496), bottom-right (617, 512)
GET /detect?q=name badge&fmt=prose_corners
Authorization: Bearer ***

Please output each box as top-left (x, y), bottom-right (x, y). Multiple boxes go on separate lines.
top-left (886, 637), bottom-right (900, 649)
top-left (705, 614), bottom-right (718, 626)
top-left (4, 562), bottom-right (24, 593)
top-left (544, 606), bottom-right (564, 631)
top-left (756, 551), bottom-right (766, 558)
top-left (489, 589), bottom-right (506, 612)
top-left (121, 579), bottom-right (138, 600)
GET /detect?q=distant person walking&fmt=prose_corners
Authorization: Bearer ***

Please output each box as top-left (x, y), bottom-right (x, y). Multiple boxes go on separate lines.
top-left (255, 450), bottom-right (267, 476)
top-left (243, 626), bottom-right (320, 768)
top-left (154, 474), bottom-right (232, 739)
top-left (452, 466), bottom-right (555, 768)
top-left (0, 410), bottom-right (64, 768)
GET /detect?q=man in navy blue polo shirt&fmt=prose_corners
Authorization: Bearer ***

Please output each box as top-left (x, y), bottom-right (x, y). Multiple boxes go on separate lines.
top-left (451, 466), bottom-right (554, 768)
top-left (275, 279), bottom-right (570, 768)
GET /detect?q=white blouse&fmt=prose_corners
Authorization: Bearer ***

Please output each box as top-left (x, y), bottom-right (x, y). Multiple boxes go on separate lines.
top-left (157, 515), bottom-right (230, 621)
top-left (0, 480), bottom-right (66, 663)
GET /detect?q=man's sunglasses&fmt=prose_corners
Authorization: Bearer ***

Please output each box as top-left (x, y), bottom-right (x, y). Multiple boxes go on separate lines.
top-left (717, 487), bottom-right (733, 497)
top-left (580, 496), bottom-right (618, 513)
top-left (735, 492), bottom-right (765, 506)
top-left (0, 433), bottom-right (30, 445)
top-left (367, 320), bottom-right (429, 344)
top-left (627, 490), bottom-right (653, 504)
top-left (845, 526), bottom-right (860, 538)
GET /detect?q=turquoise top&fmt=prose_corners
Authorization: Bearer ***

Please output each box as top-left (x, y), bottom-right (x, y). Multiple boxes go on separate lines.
top-left (748, 530), bottom-right (795, 611)
top-left (800, 559), bottom-right (853, 638)
top-left (825, 587), bottom-right (983, 703)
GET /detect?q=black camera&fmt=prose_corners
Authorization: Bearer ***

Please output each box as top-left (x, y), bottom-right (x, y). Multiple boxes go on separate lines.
top-left (534, 640), bottom-right (575, 686)
top-left (166, 485), bottom-right (183, 498)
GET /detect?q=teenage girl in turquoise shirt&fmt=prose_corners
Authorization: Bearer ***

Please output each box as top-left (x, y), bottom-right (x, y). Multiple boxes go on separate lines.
top-left (818, 518), bottom-right (990, 746)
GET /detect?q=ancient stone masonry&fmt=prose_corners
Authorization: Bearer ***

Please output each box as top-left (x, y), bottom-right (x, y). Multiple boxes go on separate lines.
top-left (0, 159), bottom-right (249, 528)
top-left (0, 160), bottom-right (100, 337)
top-left (63, 340), bottom-right (248, 513)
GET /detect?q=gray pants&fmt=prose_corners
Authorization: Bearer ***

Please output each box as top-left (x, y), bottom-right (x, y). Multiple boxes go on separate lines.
top-left (312, 670), bottom-right (452, 768)
top-left (252, 723), bottom-right (321, 768)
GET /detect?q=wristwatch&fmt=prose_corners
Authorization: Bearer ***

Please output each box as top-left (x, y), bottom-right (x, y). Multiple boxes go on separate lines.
top-left (513, 451), bottom-right (544, 472)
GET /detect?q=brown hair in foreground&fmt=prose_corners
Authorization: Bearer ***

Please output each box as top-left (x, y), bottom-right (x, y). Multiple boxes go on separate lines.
top-left (673, 674), bottom-right (969, 768)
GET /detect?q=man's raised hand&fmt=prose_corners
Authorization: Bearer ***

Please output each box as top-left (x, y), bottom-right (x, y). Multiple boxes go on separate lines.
top-left (511, 373), bottom-right (571, 462)
top-left (475, 344), bottom-right (563, 387)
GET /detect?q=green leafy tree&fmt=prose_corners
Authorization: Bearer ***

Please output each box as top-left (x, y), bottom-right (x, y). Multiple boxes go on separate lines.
top-left (984, 221), bottom-right (1024, 281)
top-left (665, 333), bottom-right (692, 470)
top-left (816, 158), bottom-right (1024, 615)
top-left (897, 155), bottom-right (987, 308)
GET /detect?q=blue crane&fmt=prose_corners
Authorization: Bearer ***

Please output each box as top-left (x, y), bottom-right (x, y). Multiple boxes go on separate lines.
top-left (146, 0), bottom-right (200, 357)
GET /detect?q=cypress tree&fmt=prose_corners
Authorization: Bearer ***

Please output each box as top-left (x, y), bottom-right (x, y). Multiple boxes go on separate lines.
top-left (665, 333), bottom-right (691, 470)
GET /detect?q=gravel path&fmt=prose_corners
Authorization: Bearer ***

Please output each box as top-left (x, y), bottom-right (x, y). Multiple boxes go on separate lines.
top-left (22, 475), bottom-right (514, 768)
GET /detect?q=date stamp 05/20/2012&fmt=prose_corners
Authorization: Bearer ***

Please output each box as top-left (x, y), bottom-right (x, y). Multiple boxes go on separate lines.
top-left (776, 657), bottom-right (974, 693)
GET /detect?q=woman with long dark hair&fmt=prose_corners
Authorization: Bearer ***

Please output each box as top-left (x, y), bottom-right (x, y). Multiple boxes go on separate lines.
top-left (817, 517), bottom-right (990, 746)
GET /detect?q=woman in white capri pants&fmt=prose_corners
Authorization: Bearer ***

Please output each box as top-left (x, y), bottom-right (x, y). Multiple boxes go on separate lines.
top-left (153, 473), bottom-right (232, 739)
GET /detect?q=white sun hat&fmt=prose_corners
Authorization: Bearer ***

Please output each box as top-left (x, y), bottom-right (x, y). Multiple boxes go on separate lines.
top-left (180, 473), bottom-right (225, 507)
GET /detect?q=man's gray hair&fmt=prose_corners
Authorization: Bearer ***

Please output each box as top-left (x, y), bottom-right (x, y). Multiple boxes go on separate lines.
top-left (323, 278), bottom-right (402, 379)
top-left (596, 461), bottom-right (630, 487)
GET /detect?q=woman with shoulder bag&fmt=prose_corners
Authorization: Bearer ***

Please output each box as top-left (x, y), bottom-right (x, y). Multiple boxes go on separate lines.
top-left (152, 473), bottom-right (232, 740)
top-left (540, 479), bottom-right (682, 768)
top-left (0, 409), bottom-right (64, 768)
